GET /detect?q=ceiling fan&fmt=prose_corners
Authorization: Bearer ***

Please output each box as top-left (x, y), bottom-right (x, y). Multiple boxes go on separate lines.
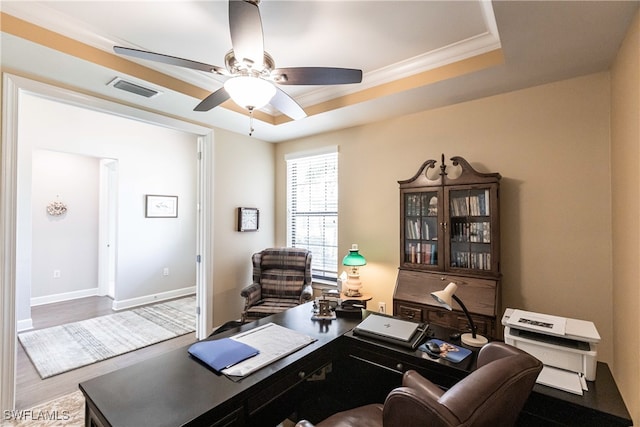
top-left (114, 0), bottom-right (363, 121)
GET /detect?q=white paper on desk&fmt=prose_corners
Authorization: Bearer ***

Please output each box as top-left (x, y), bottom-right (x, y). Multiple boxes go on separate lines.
top-left (507, 309), bottom-right (567, 336)
top-left (536, 366), bottom-right (583, 395)
top-left (222, 323), bottom-right (316, 377)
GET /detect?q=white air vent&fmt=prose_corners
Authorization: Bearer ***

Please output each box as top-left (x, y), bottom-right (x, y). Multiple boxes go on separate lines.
top-left (107, 77), bottom-right (162, 98)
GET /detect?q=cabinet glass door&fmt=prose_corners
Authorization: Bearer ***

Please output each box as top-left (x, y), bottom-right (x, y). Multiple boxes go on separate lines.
top-left (403, 190), bottom-right (440, 267)
top-left (447, 187), bottom-right (493, 272)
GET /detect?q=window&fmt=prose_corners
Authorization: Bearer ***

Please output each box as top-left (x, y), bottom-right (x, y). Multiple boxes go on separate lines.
top-left (286, 148), bottom-right (338, 282)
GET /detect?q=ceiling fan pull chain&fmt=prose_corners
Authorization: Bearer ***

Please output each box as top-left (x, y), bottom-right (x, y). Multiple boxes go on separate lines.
top-left (248, 107), bottom-right (255, 136)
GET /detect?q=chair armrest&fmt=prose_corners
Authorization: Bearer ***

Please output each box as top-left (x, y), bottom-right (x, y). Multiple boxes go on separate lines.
top-left (299, 284), bottom-right (313, 303)
top-left (240, 283), bottom-right (262, 307)
top-left (383, 386), bottom-right (458, 427)
top-left (402, 370), bottom-right (445, 402)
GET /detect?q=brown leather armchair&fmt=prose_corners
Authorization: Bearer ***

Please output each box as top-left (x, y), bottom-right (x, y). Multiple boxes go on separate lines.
top-left (295, 342), bottom-right (542, 427)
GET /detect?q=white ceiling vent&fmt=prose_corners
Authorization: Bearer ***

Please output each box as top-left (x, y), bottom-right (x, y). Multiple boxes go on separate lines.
top-left (107, 77), bottom-right (162, 98)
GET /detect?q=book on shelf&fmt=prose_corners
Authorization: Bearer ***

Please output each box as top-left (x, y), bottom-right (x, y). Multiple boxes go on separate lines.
top-left (407, 242), bottom-right (437, 265)
top-left (421, 219), bottom-right (430, 240)
top-left (450, 190), bottom-right (491, 217)
top-left (451, 251), bottom-right (491, 270)
top-left (452, 221), bottom-right (490, 243)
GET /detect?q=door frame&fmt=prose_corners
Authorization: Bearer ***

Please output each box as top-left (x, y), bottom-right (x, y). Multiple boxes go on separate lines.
top-left (0, 73), bottom-right (214, 410)
top-left (98, 158), bottom-right (118, 298)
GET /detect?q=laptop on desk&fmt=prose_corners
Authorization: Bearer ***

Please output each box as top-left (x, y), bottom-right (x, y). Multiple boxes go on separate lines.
top-left (353, 313), bottom-right (428, 349)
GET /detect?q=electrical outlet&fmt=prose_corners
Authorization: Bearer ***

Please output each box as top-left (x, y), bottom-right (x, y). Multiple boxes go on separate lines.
top-left (163, 267), bottom-right (169, 276)
top-left (53, 270), bottom-right (61, 279)
top-left (378, 302), bottom-right (386, 314)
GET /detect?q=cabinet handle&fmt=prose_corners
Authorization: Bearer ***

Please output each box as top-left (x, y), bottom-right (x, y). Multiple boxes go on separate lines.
top-left (298, 371), bottom-right (306, 379)
top-left (396, 363), bottom-right (404, 371)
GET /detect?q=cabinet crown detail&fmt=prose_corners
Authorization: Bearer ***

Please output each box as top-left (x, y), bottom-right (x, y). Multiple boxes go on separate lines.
top-left (398, 154), bottom-right (502, 188)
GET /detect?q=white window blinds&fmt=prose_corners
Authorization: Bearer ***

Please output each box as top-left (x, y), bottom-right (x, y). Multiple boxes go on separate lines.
top-left (286, 150), bottom-right (338, 281)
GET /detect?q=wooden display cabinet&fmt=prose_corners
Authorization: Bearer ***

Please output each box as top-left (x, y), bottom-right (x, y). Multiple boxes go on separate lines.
top-left (393, 155), bottom-right (502, 340)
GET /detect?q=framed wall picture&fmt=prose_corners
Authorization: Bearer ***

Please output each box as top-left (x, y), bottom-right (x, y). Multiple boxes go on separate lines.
top-left (145, 195), bottom-right (178, 218)
top-left (237, 207), bottom-right (259, 232)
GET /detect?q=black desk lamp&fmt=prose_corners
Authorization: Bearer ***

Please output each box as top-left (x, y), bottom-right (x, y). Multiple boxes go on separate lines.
top-left (431, 282), bottom-right (488, 347)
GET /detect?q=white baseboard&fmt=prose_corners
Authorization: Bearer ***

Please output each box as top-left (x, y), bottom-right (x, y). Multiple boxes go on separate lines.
top-left (111, 286), bottom-right (196, 311)
top-left (30, 287), bottom-right (99, 307)
top-left (17, 318), bottom-right (33, 333)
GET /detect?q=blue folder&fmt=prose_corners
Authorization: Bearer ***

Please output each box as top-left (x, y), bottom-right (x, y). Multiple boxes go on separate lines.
top-left (188, 338), bottom-right (259, 371)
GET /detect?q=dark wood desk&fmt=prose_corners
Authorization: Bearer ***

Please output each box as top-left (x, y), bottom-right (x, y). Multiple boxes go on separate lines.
top-left (79, 303), bottom-right (360, 427)
top-left (340, 330), bottom-right (632, 426)
top-left (79, 303), bottom-right (632, 427)
top-left (520, 363), bottom-right (633, 426)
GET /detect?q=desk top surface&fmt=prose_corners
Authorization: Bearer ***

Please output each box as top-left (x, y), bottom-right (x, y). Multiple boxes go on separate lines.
top-left (531, 362), bottom-right (632, 424)
top-left (79, 302), bottom-right (360, 427)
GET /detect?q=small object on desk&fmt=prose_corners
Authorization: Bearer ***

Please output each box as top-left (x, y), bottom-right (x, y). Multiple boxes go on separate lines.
top-left (334, 299), bottom-right (366, 319)
top-left (341, 299), bottom-right (365, 311)
top-left (449, 332), bottom-right (461, 341)
top-left (312, 299), bottom-right (337, 320)
top-left (501, 307), bottom-right (599, 381)
top-left (335, 306), bottom-right (365, 319)
top-left (353, 314), bottom-right (428, 350)
top-left (311, 312), bottom-right (336, 320)
top-left (188, 338), bottom-right (259, 371)
top-left (426, 341), bottom-right (441, 353)
top-left (418, 339), bottom-right (472, 363)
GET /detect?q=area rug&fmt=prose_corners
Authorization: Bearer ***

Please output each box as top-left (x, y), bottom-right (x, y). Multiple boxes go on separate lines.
top-left (18, 296), bottom-right (196, 379)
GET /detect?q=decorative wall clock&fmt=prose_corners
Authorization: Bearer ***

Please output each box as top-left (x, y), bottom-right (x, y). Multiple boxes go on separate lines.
top-left (237, 207), bottom-right (259, 232)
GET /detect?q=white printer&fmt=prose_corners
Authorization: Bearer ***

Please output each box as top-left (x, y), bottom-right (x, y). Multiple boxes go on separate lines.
top-left (502, 308), bottom-right (600, 395)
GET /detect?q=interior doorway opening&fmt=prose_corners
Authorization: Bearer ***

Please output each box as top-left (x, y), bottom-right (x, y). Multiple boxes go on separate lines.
top-left (1, 73), bottom-right (214, 411)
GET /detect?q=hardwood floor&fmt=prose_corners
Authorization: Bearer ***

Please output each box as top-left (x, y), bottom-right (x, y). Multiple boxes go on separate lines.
top-left (16, 296), bottom-right (196, 409)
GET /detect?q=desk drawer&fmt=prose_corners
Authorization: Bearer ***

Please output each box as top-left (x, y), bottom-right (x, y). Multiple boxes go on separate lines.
top-left (209, 407), bottom-right (244, 427)
top-left (347, 342), bottom-right (463, 389)
top-left (396, 304), bottom-right (423, 322)
top-left (425, 309), bottom-right (488, 336)
top-left (247, 354), bottom-right (330, 416)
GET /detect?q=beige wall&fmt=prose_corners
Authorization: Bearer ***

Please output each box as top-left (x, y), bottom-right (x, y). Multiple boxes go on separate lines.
top-left (211, 128), bottom-right (275, 326)
top-left (611, 8), bottom-right (640, 424)
top-left (276, 72), bottom-right (614, 363)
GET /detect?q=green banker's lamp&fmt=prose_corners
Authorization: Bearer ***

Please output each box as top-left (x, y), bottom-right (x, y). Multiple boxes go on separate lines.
top-left (431, 282), bottom-right (488, 347)
top-left (342, 244), bottom-right (366, 297)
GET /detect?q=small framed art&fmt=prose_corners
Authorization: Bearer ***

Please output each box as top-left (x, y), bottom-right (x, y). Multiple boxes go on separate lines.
top-left (237, 207), bottom-right (259, 232)
top-left (145, 195), bottom-right (178, 218)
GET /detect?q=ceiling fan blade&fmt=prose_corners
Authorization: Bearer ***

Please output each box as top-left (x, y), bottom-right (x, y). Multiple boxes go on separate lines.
top-left (272, 67), bottom-right (363, 85)
top-left (228, 0), bottom-right (264, 68)
top-left (270, 87), bottom-right (307, 120)
top-left (194, 88), bottom-right (231, 112)
top-left (114, 46), bottom-right (227, 75)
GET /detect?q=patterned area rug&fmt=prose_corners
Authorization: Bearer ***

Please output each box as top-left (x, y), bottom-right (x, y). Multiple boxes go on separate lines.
top-left (18, 296), bottom-right (196, 379)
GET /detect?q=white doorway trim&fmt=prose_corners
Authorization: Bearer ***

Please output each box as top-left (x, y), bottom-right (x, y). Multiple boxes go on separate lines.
top-left (98, 158), bottom-right (118, 298)
top-left (0, 73), bottom-right (214, 410)
top-left (196, 135), bottom-right (214, 338)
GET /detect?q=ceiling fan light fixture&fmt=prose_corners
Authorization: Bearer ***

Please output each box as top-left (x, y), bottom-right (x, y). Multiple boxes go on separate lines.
top-left (224, 76), bottom-right (276, 110)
